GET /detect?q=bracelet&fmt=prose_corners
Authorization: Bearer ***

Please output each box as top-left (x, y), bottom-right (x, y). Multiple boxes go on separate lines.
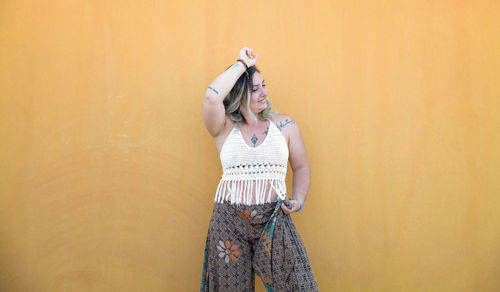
top-left (237, 59), bottom-right (248, 70)
top-left (236, 59), bottom-right (250, 79)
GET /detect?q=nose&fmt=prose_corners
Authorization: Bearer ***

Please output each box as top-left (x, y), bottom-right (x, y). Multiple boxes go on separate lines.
top-left (261, 86), bottom-right (267, 96)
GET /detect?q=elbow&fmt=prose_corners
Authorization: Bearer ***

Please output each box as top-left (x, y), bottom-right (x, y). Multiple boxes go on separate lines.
top-left (293, 165), bottom-right (310, 175)
top-left (204, 92), bottom-right (218, 104)
top-left (204, 85), bottom-right (223, 100)
top-left (204, 90), bottom-right (215, 100)
top-left (204, 88), bottom-right (225, 103)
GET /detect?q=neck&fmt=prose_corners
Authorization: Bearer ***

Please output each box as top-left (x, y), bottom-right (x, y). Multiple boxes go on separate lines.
top-left (241, 109), bottom-right (264, 126)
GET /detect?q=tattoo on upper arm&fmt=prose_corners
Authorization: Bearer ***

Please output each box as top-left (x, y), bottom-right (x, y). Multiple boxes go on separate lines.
top-left (277, 118), bottom-right (295, 132)
top-left (208, 86), bottom-right (219, 94)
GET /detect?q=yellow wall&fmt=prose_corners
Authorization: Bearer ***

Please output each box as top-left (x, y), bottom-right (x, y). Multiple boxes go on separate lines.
top-left (1, 0), bottom-right (499, 291)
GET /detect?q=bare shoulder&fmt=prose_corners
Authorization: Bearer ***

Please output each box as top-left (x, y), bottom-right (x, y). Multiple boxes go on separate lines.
top-left (272, 113), bottom-right (297, 131)
top-left (272, 113), bottom-right (299, 144)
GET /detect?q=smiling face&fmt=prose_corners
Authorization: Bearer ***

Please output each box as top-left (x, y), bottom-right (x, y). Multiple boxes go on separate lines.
top-left (243, 71), bottom-right (268, 115)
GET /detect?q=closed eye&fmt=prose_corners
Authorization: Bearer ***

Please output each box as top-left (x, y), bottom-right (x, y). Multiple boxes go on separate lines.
top-left (252, 84), bottom-right (266, 91)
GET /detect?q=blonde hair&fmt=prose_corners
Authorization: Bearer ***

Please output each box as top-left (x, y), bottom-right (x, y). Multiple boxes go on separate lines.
top-left (223, 66), bottom-right (277, 128)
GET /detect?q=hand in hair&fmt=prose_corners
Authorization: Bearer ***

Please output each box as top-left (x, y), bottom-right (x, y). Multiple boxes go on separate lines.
top-left (239, 47), bottom-right (258, 67)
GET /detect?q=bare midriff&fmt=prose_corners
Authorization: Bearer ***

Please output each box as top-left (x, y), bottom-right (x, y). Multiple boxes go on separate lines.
top-left (218, 180), bottom-right (281, 205)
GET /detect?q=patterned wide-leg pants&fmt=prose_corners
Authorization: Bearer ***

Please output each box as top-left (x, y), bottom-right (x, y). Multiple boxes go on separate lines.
top-left (200, 198), bottom-right (319, 292)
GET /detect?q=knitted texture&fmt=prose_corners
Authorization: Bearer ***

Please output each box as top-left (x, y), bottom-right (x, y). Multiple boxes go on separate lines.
top-left (214, 118), bottom-right (289, 205)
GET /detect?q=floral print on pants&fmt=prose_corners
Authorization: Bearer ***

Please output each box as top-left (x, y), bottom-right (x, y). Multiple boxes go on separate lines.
top-left (200, 198), bottom-right (319, 291)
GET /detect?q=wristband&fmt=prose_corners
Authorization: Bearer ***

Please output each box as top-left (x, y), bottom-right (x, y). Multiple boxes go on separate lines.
top-left (236, 59), bottom-right (250, 79)
top-left (236, 59), bottom-right (248, 70)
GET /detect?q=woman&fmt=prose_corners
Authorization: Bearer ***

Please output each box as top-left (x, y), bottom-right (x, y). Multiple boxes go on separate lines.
top-left (200, 47), bottom-right (318, 291)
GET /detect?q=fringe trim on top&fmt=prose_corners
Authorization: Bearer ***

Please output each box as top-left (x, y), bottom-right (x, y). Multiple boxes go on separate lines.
top-left (214, 178), bottom-right (287, 205)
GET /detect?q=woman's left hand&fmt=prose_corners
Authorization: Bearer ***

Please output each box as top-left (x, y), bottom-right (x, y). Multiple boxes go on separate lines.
top-left (280, 199), bottom-right (301, 215)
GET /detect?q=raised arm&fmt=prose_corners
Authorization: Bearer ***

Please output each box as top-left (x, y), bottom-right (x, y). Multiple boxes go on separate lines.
top-left (203, 47), bottom-right (257, 137)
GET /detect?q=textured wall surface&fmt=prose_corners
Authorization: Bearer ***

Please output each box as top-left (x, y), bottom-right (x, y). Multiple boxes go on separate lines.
top-left (1, 0), bottom-right (499, 291)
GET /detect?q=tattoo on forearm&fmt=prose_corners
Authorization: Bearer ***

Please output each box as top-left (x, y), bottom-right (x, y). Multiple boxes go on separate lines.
top-left (208, 86), bottom-right (219, 94)
top-left (277, 118), bottom-right (295, 132)
top-left (251, 134), bottom-right (258, 147)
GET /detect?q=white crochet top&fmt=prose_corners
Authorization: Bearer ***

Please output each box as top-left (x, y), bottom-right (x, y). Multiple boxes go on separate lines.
top-left (214, 118), bottom-right (289, 205)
